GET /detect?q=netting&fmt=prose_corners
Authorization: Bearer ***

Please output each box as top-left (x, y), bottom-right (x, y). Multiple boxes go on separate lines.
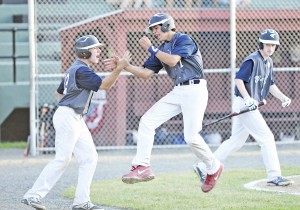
top-left (35, 0), bottom-right (300, 150)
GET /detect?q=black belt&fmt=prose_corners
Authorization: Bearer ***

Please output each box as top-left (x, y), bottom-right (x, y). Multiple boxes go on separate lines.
top-left (176, 79), bottom-right (201, 86)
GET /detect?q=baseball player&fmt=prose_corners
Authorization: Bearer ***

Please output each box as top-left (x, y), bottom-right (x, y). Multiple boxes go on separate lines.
top-left (118, 13), bottom-right (223, 193)
top-left (193, 29), bottom-right (293, 186)
top-left (22, 35), bottom-right (130, 210)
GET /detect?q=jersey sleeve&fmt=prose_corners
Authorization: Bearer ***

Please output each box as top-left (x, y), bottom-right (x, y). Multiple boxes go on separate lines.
top-left (235, 59), bottom-right (254, 82)
top-left (143, 54), bottom-right (163, 73)
top-left (76, 66), bottom-right (102, 92)
top-left (172, 34), bottom-right (197, 58)
top-left (56, 79), bottom-right (64, 94)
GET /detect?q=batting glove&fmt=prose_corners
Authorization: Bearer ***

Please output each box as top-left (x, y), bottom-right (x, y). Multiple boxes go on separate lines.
top-left (244, 96), bottom-right (258, 111)
top-left (281, 97), bottom-right (291, 108)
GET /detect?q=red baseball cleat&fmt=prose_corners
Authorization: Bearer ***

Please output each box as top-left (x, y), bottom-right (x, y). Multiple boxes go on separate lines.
top-left (122, 165), bottom-right (155, 184)
top-left (201, 163), bottom-right (224, 193)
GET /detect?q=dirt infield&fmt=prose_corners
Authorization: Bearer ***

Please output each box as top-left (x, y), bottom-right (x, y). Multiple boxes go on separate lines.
top-left (245, 175), bottom-right (300, 195)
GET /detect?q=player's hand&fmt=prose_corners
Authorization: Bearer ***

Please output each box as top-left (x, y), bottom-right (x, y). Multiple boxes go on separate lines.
top-left (281, 97), bottom-right (291, 108)
top-left (103, 57), bottom-right (117, 71)
top-left (244, 96), bottom-right (258, 111)
top-left (117, 51), bottom-right (131, 69)
top-left (139, 36), bottom-right (152, 51)
top-left (103, 51), bottom-right (131, 71)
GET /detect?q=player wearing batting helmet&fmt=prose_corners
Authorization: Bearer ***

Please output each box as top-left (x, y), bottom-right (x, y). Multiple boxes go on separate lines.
top-left (116, 13), bottom-right (223, 193)
top-left (194, 29), bottom-right (293, 186)
top-left (22, 35), bottom-right (131, 210)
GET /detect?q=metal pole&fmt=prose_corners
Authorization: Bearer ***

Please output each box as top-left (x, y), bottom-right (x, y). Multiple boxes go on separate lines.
top-left (12, 28), bottom-right (16, 83)
top-left (28, 0), bottom-right (37, 156)
top-left (230, 0), bottom-right (237, 109)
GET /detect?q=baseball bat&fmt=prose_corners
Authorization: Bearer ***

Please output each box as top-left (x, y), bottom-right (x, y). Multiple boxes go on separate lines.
top-left (202, 100), bottom-right (266, 129)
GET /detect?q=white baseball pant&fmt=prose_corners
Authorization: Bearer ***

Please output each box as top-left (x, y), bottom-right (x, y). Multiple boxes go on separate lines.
top-left (24, 106), bottom-right (98, 205)
top-left (213, 96), bottom-right (281, 180)
top-left (132, 80), bottom-right (220, 175)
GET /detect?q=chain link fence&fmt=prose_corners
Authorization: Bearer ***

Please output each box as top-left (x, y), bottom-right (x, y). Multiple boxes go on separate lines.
top-left (36, 0), bottom-right (300, 151)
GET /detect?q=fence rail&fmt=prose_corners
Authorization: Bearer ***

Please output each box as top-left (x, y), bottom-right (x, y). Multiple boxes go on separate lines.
top-left (36, 67), bottom-right (300, 152)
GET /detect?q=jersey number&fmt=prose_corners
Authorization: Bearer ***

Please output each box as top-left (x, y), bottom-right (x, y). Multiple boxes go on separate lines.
top-left (63, 73), bottom-right (70, 95)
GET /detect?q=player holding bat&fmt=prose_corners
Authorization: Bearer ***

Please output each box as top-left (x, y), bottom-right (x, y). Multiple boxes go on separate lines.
top-left (194, 29), bottom-right (293, 187)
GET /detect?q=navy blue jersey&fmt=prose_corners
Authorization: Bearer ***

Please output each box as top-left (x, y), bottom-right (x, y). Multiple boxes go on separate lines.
top-left (235, 51), bottom-right (275, 101)
top-left (57, 60), bottom-right (102, 114)
top-left (143, 32), bottom-right (204, 85)
top-left (57, 64), bottom-right (101, 94)
top-left (57, 79), bottom-right (64, 94)
top-left (235, 59), bottom-right (253, 82)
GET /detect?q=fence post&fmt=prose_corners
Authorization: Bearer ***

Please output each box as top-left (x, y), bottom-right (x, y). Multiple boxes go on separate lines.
top-left (28, 0), bottom-right (37, 156)
top-left (230, 0), bottom-right (237, 108)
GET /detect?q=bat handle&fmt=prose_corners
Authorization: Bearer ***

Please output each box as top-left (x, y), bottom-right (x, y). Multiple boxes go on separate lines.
top-left (261, 99), bottom-right (267, 106)
top-left (257, 99), bottom-right (267, 108)
top-left (237, 99), bottom-right (267, 114)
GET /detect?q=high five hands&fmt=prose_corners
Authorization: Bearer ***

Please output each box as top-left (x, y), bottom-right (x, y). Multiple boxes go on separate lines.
top-left (104, 51), bottom-right (131, 71)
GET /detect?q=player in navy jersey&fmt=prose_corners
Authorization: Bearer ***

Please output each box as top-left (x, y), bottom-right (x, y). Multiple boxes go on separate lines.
top-left (110, 13), bottom-right (223, 193)
top-left (193, 29), bottom-right (293, 186)
top-left (22, 35), bottom-right (130, 210)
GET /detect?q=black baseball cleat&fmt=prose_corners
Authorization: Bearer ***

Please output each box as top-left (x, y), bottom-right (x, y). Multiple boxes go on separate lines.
top-left (193, 163), bottom-right (207, 185)
top-left (21, 197), bottom-right (46, 210)
top-left (267, 176), bottom-right (293, 186)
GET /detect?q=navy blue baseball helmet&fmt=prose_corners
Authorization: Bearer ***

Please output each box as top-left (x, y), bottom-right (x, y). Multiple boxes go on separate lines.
top-left (258, 29), bottom-right (280, 51)
top-left (147, 13), bottom-right (176, 33)
top-left (74, 35), bottom-right (104, 59)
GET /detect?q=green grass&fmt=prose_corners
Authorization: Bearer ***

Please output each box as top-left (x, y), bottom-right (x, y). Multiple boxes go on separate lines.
top-left (63, 166), bottom-right (300, 210)
top-left (0, 141), bottom-right (27, 149)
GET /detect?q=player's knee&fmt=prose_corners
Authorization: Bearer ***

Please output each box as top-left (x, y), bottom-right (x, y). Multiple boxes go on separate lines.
top-left (93, 151), bottom-right (98, 162)
top-left (185, 135), bottom-right (206, 145)
top-left (139, 115), bottom-right (157, 131)
top-left (262, 131), bottom-right (274, 141)
top-left (88, 150), bottom-right (98, 163)
top-left (54, 155), bottom-right (72, 168)
top-left (78, 151), bottom-right (98, 166)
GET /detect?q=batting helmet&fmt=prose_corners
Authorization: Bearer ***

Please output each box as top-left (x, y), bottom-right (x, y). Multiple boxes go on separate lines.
top-left (258, 29), bottom-right (280, 51)
top-left (147, 13), bottom-right (176, 33)
top-left (74, 35), bottom-right (104, 59)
